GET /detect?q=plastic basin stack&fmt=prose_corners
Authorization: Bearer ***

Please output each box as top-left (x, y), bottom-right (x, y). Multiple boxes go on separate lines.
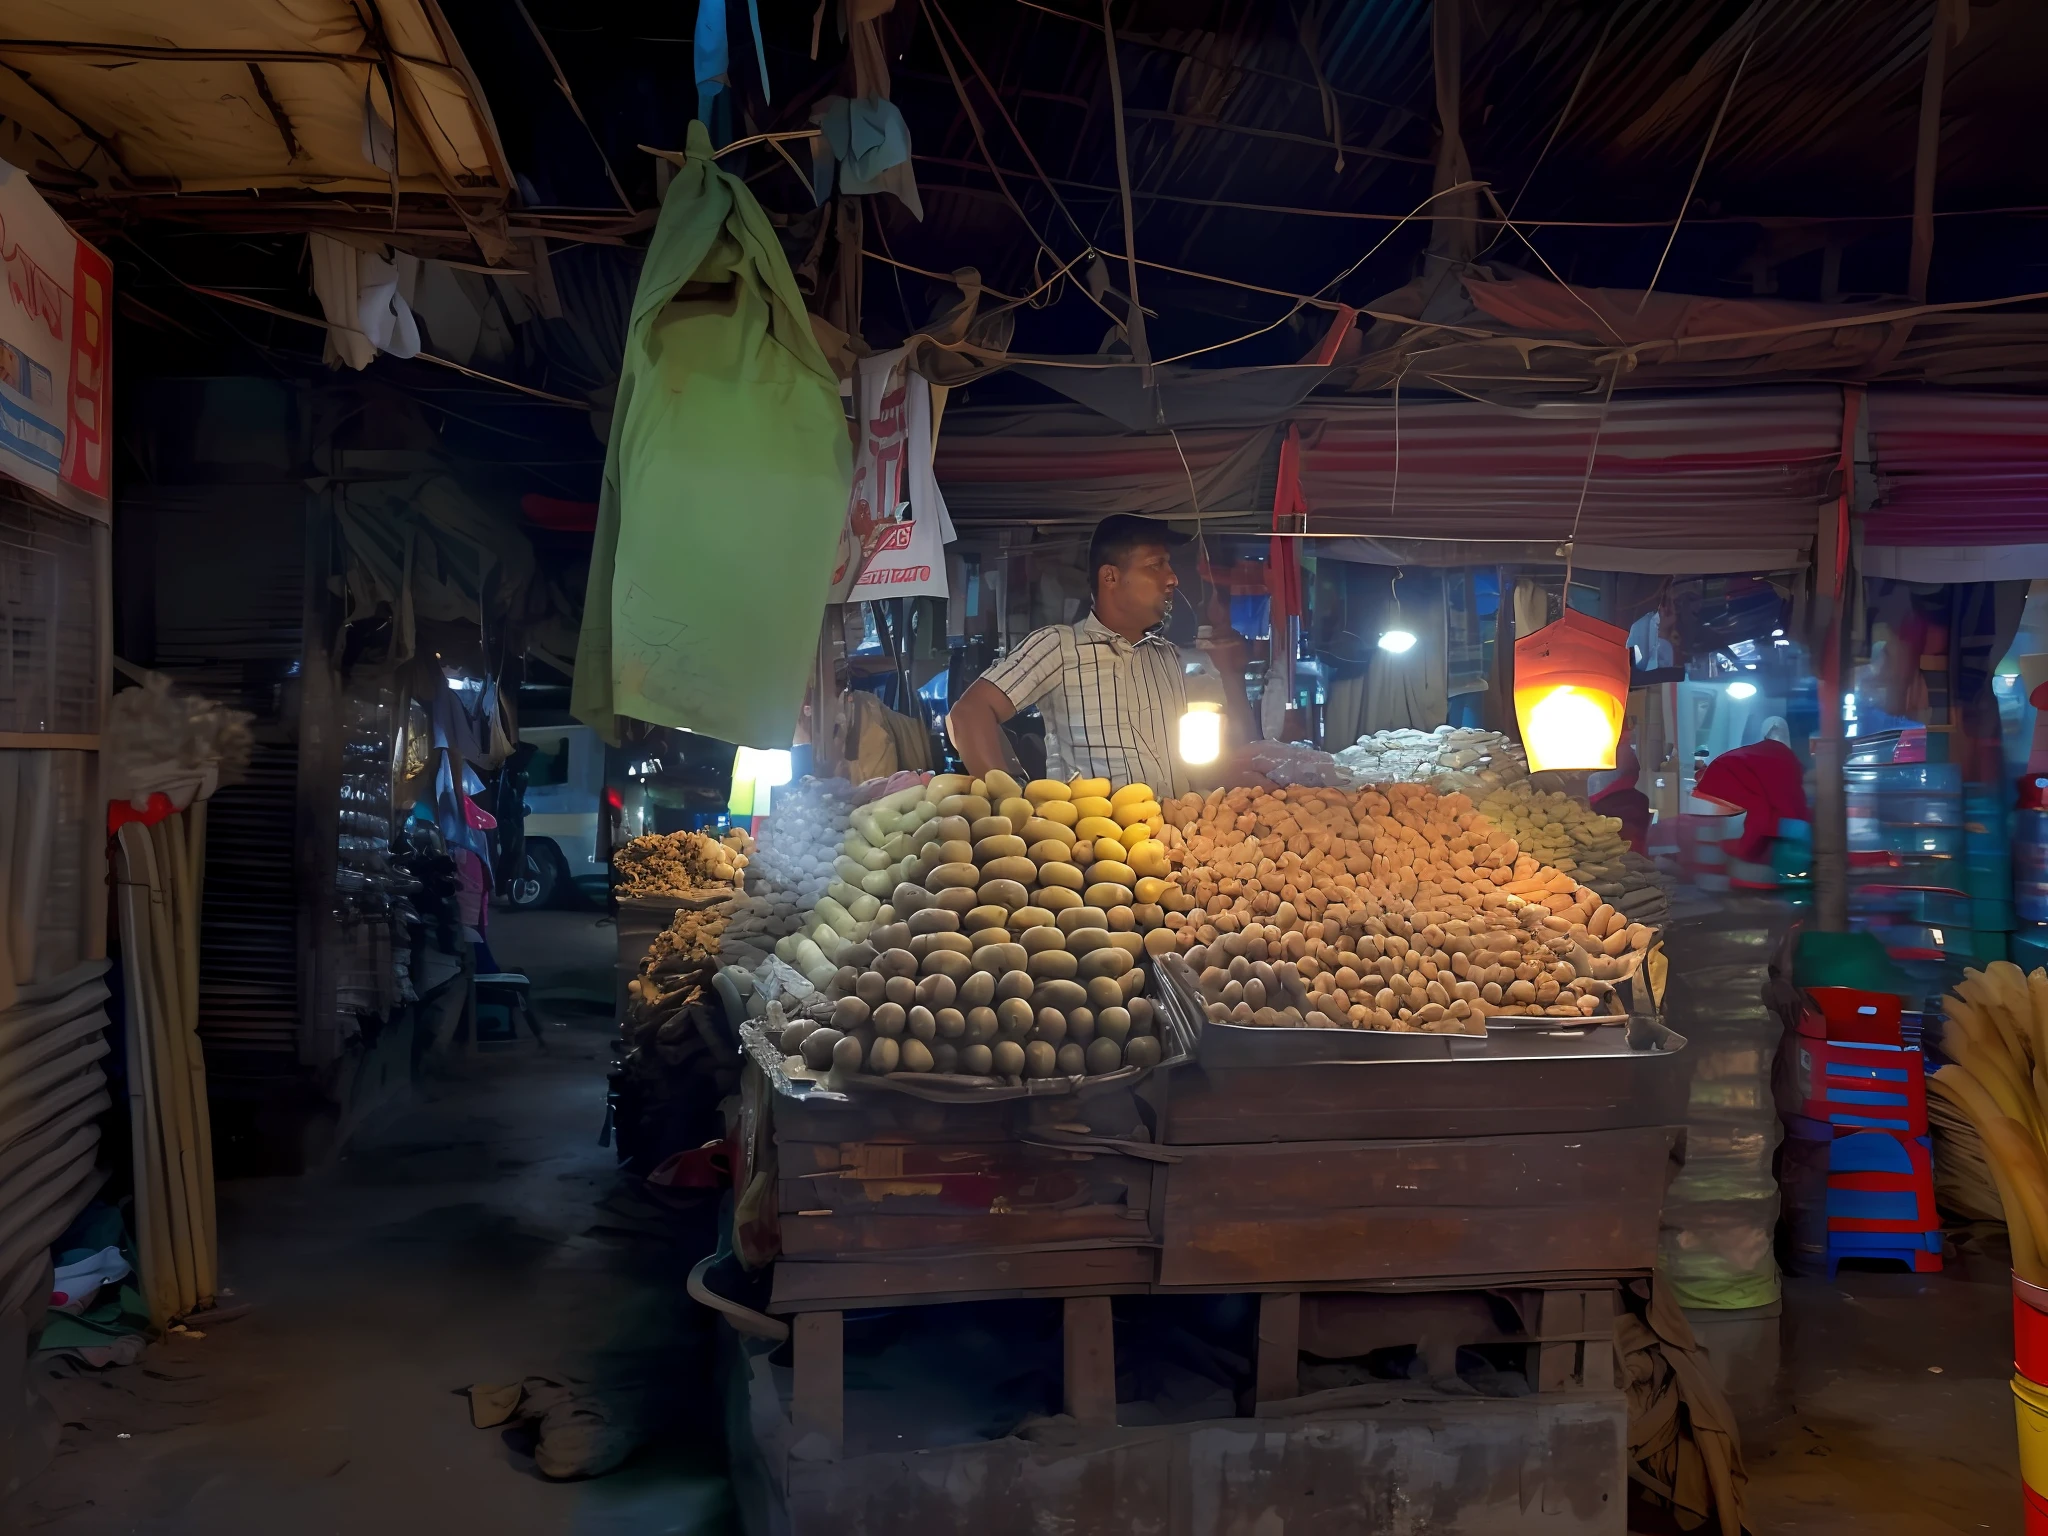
top-left (1847, 760), bottom-right (1973, 983)
top-left (2017, 1278), bottom-right (2048, 1531)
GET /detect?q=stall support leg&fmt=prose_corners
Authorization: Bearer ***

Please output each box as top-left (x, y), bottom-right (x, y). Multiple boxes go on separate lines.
top-left (1063, 1295), bottom-right (1117, 1425)
top-left (1255, 1292), bottom-right (1302, 1403)
top-left (1580, 1288), bottom-right (1616, 1392)
top-left (1537, 1290), bottom-right (1587, 1393)
top-left (792, 1310), bottom-right (843, 1455)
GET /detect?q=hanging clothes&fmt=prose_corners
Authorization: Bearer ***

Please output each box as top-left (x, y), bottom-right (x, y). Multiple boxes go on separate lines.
top-left (307, 234), bottom-right (421, 369)
top-left (572, 121), bottom-right (853, 748)
top-left (808, 96), bottom-right (923, 218)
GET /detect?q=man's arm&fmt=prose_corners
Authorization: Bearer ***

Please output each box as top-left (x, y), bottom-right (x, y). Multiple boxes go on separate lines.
top-left (948, 677), bottom-right (1027, 778)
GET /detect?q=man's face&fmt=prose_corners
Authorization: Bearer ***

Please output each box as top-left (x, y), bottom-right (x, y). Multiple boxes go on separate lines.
top-left (1101, 543), bottom-right (1179, 629)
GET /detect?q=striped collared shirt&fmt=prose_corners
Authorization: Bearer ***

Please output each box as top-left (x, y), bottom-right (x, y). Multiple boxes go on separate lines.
top-left (980, 613), bottom-right (1190, 796)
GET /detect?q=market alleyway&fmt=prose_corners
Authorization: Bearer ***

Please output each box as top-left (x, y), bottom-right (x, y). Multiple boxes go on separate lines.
top-left (0, 908), bottom-right (2020, 1534)
top-left (5, 910), bottom-right (735, 1536)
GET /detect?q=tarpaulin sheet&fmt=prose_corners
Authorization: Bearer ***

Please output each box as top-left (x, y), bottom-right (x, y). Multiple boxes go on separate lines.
top-left (1288, 387), bottom-right (1843, 571)
top-left (0, 1), bottom-right (507, 207)
top-left (933, 406), bottom-right (1273, 522)
top-left (572, 122), bottom-right (851, 749)
top-left (1864, 390), bottom-right (2048, 548)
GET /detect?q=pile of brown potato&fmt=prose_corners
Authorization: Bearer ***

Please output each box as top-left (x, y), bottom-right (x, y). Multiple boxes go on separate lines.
top-left (1156, 781), bottom-right (1654, 1032)
top-left (779, 770), bottom-right (1174, 1081)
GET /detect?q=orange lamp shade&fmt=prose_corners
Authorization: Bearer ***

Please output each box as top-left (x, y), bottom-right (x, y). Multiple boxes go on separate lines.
top-left (1513, 610), bottom-right (1631, 772)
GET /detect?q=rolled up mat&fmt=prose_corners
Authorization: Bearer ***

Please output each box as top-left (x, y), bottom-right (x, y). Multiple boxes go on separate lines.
top-left (0, 1093), bottom-right (107, 1190)
top-left (0, 1036), bottom-right (109, 1131)
top-left (0, 1126), bottom-right (102, 1253)
top-left (0, 1067), bottom-right (108, 1163)
top-left (0, 1164), bottom-right (106, 1317)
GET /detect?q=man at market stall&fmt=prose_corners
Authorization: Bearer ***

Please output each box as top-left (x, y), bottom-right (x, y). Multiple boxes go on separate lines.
top-left (948, 513), bottom-right (1219, 794)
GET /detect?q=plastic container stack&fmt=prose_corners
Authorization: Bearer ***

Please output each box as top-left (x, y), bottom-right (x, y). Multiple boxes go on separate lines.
top-left (1845, 756), bottom-right (1971, 1000)
top-left (1657, 897), bottom-right (1799, 1312)
top-left (2014, 775), bottom-right (2048, 971)
top-left (2014, 1277), bottom-right (2048, 1532)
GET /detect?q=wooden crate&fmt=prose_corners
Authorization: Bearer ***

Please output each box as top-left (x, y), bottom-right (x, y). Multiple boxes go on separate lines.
top-left (1161, 1023), bottom-right (1692, 1145)
top-left (1155, 1126), bottom-right (1681, 1289)
top-left (746, 1031), bottom-right (1175, 1313)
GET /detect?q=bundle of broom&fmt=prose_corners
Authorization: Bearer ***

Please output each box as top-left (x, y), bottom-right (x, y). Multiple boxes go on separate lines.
top-left (1930, 962), bottom-right (2048, 1284)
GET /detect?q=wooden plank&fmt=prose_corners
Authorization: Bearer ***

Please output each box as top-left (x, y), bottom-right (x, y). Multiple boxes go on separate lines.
top-left (1254, 1292), bottom-right (1301, 1404)
top-left (778, 1209), bottom-right (1152, 1258)
top-left (791, 1311), bottom-right (842, 1455)
top-left (1157, 1130), bottom-right (1675, 1288)
top-left (1062, 1295), bottom-right (1117, 1425)
top-left (770, 1246), bottom-right (1156, 1312)
top-left (1164, 1058), bottom-right (1692, 1144)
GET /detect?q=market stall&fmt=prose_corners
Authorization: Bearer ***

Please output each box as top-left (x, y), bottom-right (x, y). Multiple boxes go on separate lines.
top-left (679, 761), bottom-right (1692, 1534)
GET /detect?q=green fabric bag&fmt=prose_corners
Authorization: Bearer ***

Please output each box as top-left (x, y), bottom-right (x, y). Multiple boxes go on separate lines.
top-left (573, 120), bottom-right (851, 747)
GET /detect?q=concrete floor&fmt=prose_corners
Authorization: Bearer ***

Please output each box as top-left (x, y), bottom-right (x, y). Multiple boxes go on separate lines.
top-left (1731, 1256), bottom-right (2023, 1536)
top-left (3, 907), bottom-right (2029, 1533)
top-left (7, 910), bottom-right (735, 1536)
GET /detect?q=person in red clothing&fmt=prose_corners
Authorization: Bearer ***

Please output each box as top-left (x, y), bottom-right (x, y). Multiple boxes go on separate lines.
top-left (1696, 717), bottom-right (1811, 867)
top-left (1588, 732), bottom-right (1652, 855)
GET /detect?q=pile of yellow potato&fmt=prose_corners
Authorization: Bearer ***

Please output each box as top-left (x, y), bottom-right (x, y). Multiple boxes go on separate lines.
top-left (782, 770), bottom-right (1178, 1081)
top-left (1156, 781), bottom-right (1652, 1032)
top-left (613, 829), bottom-right (748, 898)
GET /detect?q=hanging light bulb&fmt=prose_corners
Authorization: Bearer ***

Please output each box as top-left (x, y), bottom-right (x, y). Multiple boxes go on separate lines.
top-left (1726, 680), bottom-right (1758, 701)
top-left (1377, 568), bottom-right (1418, 653)
top-left (1514, 610), bottom-right (1631, 772)
top-left (1180, 701), bottom-right (1223, 765)
top-left (1179, 661), bottom-right (1228, 767)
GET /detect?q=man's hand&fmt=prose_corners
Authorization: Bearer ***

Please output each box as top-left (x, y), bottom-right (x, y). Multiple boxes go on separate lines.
top-left (947, 677), bottom-right (1026, 779)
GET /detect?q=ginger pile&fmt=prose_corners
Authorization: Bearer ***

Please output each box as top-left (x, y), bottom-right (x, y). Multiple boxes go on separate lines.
top-left (1157, 781), bottom-right (1651, 1032)
top-left (612, 829), bottom-right (748, 898)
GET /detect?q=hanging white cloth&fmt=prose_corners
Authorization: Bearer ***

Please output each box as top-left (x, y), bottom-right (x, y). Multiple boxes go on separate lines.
top-left (308, 233), bottom-right (422, 370)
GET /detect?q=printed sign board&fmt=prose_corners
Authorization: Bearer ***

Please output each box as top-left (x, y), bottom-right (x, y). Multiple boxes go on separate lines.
top-left (829, 346), bottom-right (953, 603)
top-left (0, 159), bottom-right (111, 520)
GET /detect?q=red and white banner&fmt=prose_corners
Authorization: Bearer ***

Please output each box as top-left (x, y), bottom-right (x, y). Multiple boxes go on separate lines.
top-left (829, 346), bottom-right (954, 603)
top-left (0, 159), bottom-right (110, 520)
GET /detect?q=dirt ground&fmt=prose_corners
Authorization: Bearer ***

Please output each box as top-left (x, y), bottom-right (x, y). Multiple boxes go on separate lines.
top-left (3, 907), bottom-right (2027, 1533)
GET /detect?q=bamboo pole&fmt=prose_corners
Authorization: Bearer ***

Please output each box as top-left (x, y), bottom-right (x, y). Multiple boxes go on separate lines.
top-left (181, 803), bottom-right (219, 1298)
top-left (149, 817), bottom-right (208, 1310)
top-left (138, 824), bottom-right (199, 1312)
top-left (116, 824), bottom-right (177, 1328)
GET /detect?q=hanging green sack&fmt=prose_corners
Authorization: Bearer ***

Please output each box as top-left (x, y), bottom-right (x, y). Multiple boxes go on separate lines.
top-left (573, 120), bottom-right (851, 747)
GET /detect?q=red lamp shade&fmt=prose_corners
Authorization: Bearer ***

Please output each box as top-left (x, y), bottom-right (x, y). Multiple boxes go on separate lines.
top-left (1513, 610), bottom-right (1632, 772)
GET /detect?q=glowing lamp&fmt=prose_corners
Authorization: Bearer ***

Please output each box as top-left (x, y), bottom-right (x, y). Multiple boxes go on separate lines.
top-left (1513, 610), bottom-right (1630, 772)
top-left (1726, 680), bottom-right (1758, 701)
top-left (1179, 700), bottom-right (1223, 765)
top-left (1377, 628), bottom-right (1417, 654)
top-left (729, 746), bottom-right (794, 817)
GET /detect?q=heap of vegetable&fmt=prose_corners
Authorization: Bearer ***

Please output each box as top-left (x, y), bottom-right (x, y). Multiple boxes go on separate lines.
top-left (1928, 963), bottom-right (2048, 1285)
top-left (765, 777), bottom-right (945, 994)
top-left (1158, 781), bottom-right (1651, 1030)
top-left (1474, 782), bottom-right (1670, 926)
top-left (719, 777), bottom-right (853, 971)
top-left (613, 829), bottom-right (748, 898)
top-left (777, 771), bottom-right (1170, 1081)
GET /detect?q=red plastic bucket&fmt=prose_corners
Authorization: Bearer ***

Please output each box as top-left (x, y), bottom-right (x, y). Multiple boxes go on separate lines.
top-left (2017, 1274), bottom-right (2048, 1384)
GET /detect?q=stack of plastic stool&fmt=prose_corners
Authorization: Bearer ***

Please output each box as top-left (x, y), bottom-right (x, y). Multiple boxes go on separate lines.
top-left (1783, 985), bottom-right (1942, 1278)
